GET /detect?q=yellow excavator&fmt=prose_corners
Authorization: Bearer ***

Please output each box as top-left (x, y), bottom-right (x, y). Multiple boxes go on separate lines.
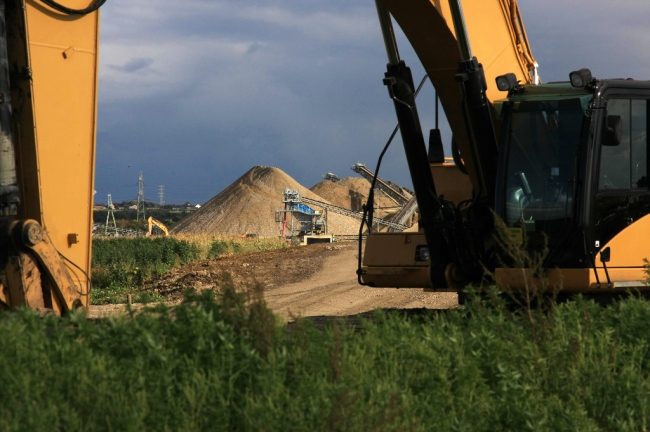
top-left (360, 0), bottom-right (650, 294)
top-left (146, 216), bottom-right (169, 237)
top-left (0, 0), bottom-right (102, 315)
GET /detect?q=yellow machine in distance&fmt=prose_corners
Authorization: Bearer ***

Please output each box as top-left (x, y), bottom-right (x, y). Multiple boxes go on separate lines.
top-left (0, 0), bottom-right (103, 314)
top-left (146, 217), bottom-right (170, 237)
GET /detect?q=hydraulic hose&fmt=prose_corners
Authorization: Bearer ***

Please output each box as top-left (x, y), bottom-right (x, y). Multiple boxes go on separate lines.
top-left (37, 0), bottom-right (106, 16)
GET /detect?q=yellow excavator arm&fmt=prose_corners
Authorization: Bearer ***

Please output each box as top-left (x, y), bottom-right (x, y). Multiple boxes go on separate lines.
top-left (361, 0), bottom-right (540, 289)
top-left (147, 217), bottom-right (169, 237)
top-left (0, 0), bottom-right (102, 314)
top-left (382, 0), bottom-right (537, 197)
top-left (365, 0), bottom-right (650, 294)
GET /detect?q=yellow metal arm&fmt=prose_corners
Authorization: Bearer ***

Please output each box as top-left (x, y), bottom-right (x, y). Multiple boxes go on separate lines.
top-left (0, 220), bottom-right (87, 314)
top-left (381, 0), bottom-right (538, 195)
top-left (147, 217), bottom-right (169, 237)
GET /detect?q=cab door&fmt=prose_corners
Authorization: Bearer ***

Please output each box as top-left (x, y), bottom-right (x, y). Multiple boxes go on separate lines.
top-left (593, 94), bottom-right (650, 261)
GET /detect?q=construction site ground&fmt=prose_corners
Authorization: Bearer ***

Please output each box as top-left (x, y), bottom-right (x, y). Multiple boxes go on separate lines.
top-left (89, 242), bottom-right (458, 320)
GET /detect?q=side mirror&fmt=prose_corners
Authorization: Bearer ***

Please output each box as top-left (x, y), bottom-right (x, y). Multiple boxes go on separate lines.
top-left (602, 115), bottom-right (622, 146)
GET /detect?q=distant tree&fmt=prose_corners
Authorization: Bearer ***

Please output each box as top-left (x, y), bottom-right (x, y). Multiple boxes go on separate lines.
top-left (130, 219), bottom-right (147, 232)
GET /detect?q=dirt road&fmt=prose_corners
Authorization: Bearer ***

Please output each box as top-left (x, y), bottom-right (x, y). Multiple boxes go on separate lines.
top-left (89, 242), bottom-right (457, 319)
top-left (263, 243), bottom-right (457, 318)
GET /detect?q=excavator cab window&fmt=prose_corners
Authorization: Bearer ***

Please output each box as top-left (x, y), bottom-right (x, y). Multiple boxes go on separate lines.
top-left (593, 97), bottom-right (650, 249)
top-left (501, 97), bottom-right (589, 247)
top-left (598, 98), bottom-right (648, 190)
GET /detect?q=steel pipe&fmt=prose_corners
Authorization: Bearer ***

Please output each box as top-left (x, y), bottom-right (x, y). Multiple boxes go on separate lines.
top-left (374, 0), bottom-right (400, 65)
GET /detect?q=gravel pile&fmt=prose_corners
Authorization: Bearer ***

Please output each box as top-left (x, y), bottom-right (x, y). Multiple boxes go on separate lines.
top-left (310, 177), bottom-right (400, 218)
top-left (171, 166), bottom-right (362, 237)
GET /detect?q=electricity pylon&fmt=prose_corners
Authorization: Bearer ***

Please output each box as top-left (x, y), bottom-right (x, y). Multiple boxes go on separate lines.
top-left (105, 194), bottom-right (117, 235)
top-left (136, 171), bottom-right (146, 221)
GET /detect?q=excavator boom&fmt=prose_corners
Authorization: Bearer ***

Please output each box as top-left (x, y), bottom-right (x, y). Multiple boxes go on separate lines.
top-left (147, 217), bottom-right (170, 237)
top-left (382, 0), bottom-right (537, 199)
top-left (0, 0), bottom-right (102, 314)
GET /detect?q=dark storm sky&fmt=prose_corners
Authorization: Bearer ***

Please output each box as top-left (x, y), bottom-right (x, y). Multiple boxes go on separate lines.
top-left (94, 0), bottom-right (650, 205)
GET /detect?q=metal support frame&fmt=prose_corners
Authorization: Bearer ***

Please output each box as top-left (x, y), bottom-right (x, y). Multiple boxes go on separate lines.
top-left (136, 171), bottom-right (146, 221)
top-left (105, 193), bottom-right (117, 235)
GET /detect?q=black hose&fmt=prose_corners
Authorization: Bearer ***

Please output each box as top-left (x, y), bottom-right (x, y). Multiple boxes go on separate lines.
top-left (37, 0), bottom-right (106, 16)
top-left (357, 74), bottom-right (429, 285)
top-left (357, 124), bottom-right (400, 285)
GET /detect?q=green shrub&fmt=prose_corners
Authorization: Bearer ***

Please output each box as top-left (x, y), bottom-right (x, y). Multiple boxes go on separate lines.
top-left (90, 237), bottom-right (201, 304)
top-left (90, 236), bottom-right (287, 305)
top-left (92, 237), bottom-right (202, 269)
top-left (3, 284), bottom-right (650, 430)
top-left (207, 238), bottom-right (287, 259)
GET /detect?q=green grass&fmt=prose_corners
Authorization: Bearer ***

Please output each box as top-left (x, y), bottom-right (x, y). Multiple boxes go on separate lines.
top-left (3, 283), bottom-right (650, 430)
top-left (91, 237), bottom-right (202, 304)
top-left (90, 236), bottom-right (287, 305)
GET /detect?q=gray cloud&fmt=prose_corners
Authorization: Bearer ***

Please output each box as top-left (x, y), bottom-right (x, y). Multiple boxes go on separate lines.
top-left (108, 57), bottom-right (154, 73)
top-left (95, 0), bottom-right (650, 205)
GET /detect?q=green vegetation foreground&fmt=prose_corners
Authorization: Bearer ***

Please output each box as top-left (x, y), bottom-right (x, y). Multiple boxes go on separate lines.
top-left (2, 285), bottom-right (650, 431)
top-left (91, 236), bottom-right (287, 304)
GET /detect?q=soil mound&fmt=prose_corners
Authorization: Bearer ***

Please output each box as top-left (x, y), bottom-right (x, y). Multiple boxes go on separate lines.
top-left (171, 166), bottom-right (361, 236)
top-left (310, 177), bottom-right (402, 218)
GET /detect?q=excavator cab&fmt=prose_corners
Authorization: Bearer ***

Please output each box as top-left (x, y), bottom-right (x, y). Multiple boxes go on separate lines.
top-left (494, 76), bottom-right (650, 291)
top-left (495, 83), bottom-right (592, 268)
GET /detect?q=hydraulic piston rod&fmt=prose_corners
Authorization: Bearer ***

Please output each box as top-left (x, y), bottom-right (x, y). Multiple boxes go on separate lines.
top-left (373, 1), bottom-right (450, 287)
top-left (448, 0), bottom-right (499, 205)
top-left (374, 0), bottom-right (400, 66)
top-left (448, 0), bottom-right (472, 61)
top-left (0, 0), bottom-right (18, 216)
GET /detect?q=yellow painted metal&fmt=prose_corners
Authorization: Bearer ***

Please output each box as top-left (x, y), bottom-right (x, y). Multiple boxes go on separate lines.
top-left (495, 214), bottom-right (650, 292)
top-left (147, 217), bottom-right (170, 237)
top-left (362, 266), bottom-right (433, 289)
top-left (430, 158), bottom-right (472, 206)
top-left (15, 1), bottom-right (99, 307)
top-left (362, 0), bottom-right (543, 291)
top-left (382, 0), bottom-right (537, 198)
top-left (362, 233), bottom-right (431, 288)
top-left (596, 213), bottom-right (650, 272)
top-left (495, 268), bottom-right (648, 292)
top-left (363, 233), bottom-right (429, 267)
top-left (0, 219), bottom-right (87, 313)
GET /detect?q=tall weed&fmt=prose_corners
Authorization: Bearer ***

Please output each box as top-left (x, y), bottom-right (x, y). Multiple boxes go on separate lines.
top-left (2, 282), bottom-right (650, 430)
top-left (90, 235), bottom-right (287, 304)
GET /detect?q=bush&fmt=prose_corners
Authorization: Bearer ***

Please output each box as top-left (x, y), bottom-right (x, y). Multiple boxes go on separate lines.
top-left (90, 236), bottom-right (288, 305)
top-left (91, 237), bottom-right (201, 304)
top-left (92, 237), bottom-right (202, 269)
top-left (207, 237), bottom-right (287, 259)
top-left (3, 282), bottom-right (650, 430)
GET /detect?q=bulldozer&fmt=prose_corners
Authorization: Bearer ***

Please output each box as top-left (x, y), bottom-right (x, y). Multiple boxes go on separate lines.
top-left (0, 0), bottom-right (103, 315)
top-left (359, 0), bottom-right (650, 294)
